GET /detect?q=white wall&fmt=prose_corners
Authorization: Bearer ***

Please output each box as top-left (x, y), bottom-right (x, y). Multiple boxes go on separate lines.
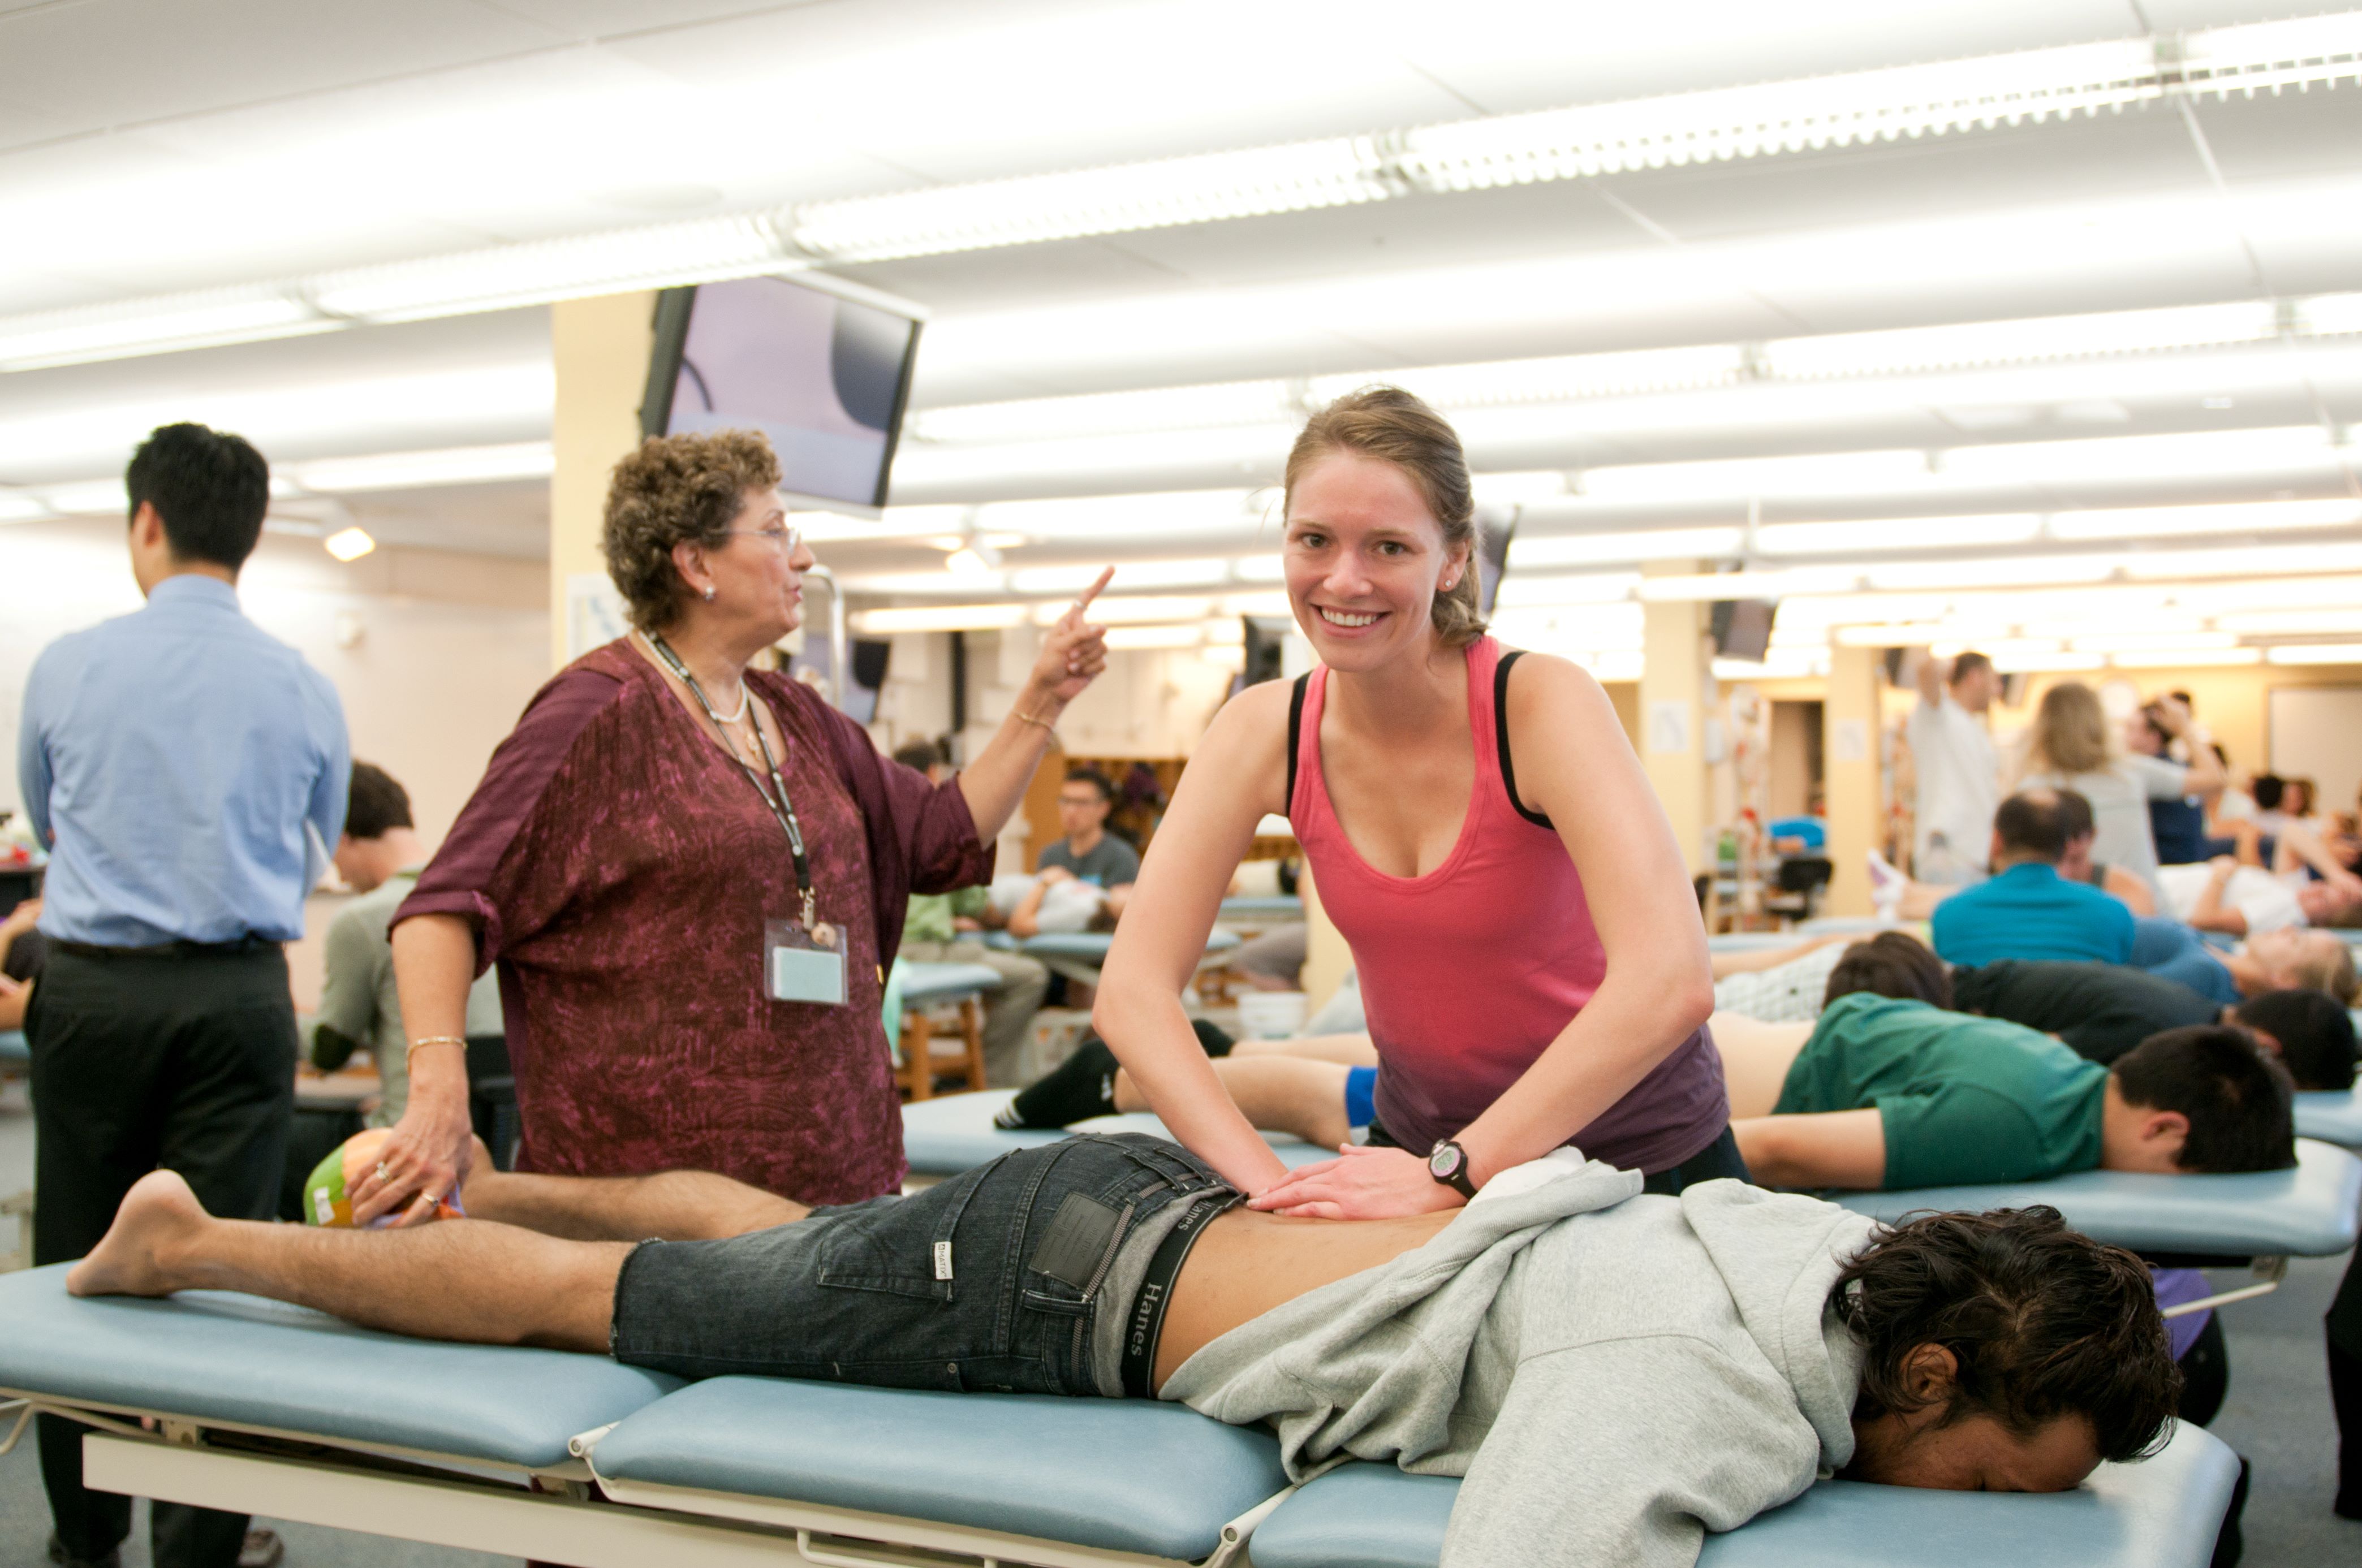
top-left (2, 516), bottom-right (549, 845)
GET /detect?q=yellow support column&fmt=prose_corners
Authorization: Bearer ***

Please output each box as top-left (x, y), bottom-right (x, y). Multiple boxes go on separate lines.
top-left (1640, 572), bottom-right (1712, 875)
top-left (1823, 643), bottom-right (1881, 917)
top-left (550, 291), bottom-right (657, 669)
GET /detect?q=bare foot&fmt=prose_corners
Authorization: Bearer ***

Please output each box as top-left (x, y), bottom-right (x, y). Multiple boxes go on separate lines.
top-left (68, 1169), bottom-right (208, 1298)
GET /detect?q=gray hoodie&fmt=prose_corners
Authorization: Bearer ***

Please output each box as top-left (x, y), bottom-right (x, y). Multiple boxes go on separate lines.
top-left (1163, 1158), bottom-right (1877, 1568)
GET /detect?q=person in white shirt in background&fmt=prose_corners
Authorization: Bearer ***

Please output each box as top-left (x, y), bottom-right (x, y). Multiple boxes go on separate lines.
top-left (1904, 651), bottom-right (2001, 887)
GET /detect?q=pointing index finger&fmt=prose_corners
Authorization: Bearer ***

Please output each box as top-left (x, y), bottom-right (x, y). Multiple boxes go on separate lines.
top-left (1068, 567), bottom-right (1115, 620)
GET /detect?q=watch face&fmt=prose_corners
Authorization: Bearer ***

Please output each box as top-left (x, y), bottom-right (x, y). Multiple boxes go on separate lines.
top-left (1429, 1144), bottom-right (1462, 1178)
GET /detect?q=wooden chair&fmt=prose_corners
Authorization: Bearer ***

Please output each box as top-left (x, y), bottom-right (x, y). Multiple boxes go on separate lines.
top-left (893, 962), bottom-right (1003, 1100)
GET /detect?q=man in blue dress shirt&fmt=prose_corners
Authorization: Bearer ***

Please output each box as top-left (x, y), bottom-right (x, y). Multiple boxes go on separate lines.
top-left (16, 422), bottom-right (348, 1568)
top-left (1929, 788), bottom-right (2138, 967)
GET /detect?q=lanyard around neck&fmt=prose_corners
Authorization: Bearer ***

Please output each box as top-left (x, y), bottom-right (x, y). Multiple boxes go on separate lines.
top-left (643, 632), bottom-right (816, 929)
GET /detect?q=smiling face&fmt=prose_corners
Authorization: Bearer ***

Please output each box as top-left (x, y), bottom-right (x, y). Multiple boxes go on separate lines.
top-left (2248, 925), bottom-right (2342, 987)
top-left (1846, 1407), bottom-right (2101, 1493)
top-left (1282, 450), bottom-right (1469, 673)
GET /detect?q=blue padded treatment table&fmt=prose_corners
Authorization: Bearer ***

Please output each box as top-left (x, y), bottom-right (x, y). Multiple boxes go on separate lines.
top-left (1832, 1137), bottom-right (2362, 1258)
top-left (1250, 1421), bottom-right (2239, 1568)
top-left (0, 1027), bottom-right (25, 1069)
top-left (2296, 1090), bottom-right (2362, 1147)
top-left (1217, 895), bottom-right (1303, 921)
top-left (902, 1088), bottom-right (1336, 1178)
top-left (0, 1265), bottom-right (675, 1470)
top-left (898, 961), bottom-right (1007, 1003)
top-left (587, 1376), bottom-right (1287, 1561)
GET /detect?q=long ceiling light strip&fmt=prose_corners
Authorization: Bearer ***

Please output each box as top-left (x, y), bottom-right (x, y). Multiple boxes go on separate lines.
top-left (7, 13), bottom-right (2361, 371)
top-left (907, 293), bottom-right (2362, 446)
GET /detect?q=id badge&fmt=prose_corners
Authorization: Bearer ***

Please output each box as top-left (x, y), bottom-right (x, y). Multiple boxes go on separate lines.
top-left (766, 918), bottom-right (847, 1006)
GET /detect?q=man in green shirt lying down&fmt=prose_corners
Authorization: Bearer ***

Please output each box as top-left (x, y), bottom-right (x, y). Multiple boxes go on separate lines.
top-left (1716, 988), bottom-right (2297, 1193)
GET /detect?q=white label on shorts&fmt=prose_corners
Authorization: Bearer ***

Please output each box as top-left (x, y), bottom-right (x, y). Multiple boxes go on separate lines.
top-left (934, 1241), bottom-right (954, 1281)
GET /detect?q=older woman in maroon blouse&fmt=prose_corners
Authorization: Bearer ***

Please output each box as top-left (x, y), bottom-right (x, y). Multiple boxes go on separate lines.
top-left (349, 430), bottom-right (1108, 1224)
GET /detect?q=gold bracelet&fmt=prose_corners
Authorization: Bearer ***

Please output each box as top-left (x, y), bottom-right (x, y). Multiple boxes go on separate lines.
top-left (406, 1035), bottom-right (468, 1069)
top-left (1014, 705), bottom-right (1057, 731)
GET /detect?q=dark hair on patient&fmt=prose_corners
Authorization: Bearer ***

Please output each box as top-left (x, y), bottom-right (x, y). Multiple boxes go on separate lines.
top-left (893, 738), bottom-right (944, 774)
top-left (1064, 766), bottom-right (1116, 804)
top-left (126, 422), bottom-right (270, 571)
top-left (1992, 788), bottom-right (2091, 864)
top-left (2231, 990), bottom-right (2357, 1092)
top-left (2112, 1026), bottom-right (2295, 1172)
top-left (343, 763), bottom-right (413, 841)
top-left (1825, 932), bottom-right (1954, 1010)
top-left (1834, 1206), bottom-right (2178, 1464)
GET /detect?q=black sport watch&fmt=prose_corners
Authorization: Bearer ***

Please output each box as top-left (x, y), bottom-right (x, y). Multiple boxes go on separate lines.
top-left (1428, 1139), bottom-right (1479, 1200)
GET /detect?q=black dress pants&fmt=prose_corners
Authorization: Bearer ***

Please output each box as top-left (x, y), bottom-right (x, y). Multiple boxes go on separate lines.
top-left (27, 944), bottom-right (296, 1568)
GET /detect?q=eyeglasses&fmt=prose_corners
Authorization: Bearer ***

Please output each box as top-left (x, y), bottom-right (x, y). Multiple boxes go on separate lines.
top-left (727, 524), bottom-right (805, 552)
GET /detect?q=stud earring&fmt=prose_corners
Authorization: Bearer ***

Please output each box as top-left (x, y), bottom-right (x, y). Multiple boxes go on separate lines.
top-left (701, 586), bottom-right (717, 602)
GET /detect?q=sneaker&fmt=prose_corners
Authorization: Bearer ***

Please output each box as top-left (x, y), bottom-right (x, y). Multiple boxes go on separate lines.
top-left (239, 1528), bottom-right (286, 1568)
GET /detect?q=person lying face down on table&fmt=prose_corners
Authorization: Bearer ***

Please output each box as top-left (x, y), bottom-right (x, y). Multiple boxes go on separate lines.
top-left (1714, 952), bottom-right (2297, 1192)
top-left (74, 1133), bottom-right (2180, 1568)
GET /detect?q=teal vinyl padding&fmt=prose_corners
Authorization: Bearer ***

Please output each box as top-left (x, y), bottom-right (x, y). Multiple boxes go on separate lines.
top-left (1020, 930), bottom-right (1241, 960)
top-left (900, 1090), bottom-right (1335, 1177)
top-left (0, 1266), bottom-right (676, 1467)
top-left (1833, 1137), bottom-right (2361, 1256)
top-left (589, 1376), bottom-right (1287, 1560)
top-left (1252, 1422), bottom-right (2238, 1568)
top-left (2295, 1091), bottom-right (2362, 1148)
top-left (0, 1029), bottom-right (25, 1068)
top-left (896, 961), bottom-right (1007, 1004)
top-left (1218, 896), bottom-right (1304, 919)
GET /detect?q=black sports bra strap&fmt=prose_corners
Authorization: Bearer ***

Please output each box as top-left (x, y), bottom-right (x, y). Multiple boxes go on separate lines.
top-left (1493, 650), bottom-right (1554, 831)
top-left (1284, 672), bottom-right (1311, 816)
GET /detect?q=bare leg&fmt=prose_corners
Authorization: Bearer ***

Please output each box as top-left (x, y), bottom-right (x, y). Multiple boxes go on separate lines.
top-left (1227, 1032), bottom-right (1381, 1067)
top-left (1116, 1057), bottom-right (1355, 1150)
top-left (462, 1156), bottom-right (807, 1242)
top-left (70, 1171), bottom-right (624, 1353)
top-left (1897, 880), bottom-right (1947, 921)
top-left (1709, 1011), bottom-right (1815, 1120)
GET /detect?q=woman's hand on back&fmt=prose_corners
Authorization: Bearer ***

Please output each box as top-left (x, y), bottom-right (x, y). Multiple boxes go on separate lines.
top-left (1245, 1144), bottom-right (1465, 1220)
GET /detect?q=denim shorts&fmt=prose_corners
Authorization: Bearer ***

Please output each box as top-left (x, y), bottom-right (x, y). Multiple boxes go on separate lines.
top-left (610, 1134), bottom-right (1235, 1398)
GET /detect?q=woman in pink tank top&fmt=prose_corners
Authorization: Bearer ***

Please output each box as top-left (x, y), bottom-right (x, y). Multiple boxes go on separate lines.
top-left (1096, 388), bottom-right (1728, 1220)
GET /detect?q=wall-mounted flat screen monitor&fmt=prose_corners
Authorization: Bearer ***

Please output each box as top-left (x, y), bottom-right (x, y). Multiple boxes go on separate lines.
top-left (1710, 599), bottom-right (1778, 662)
top-left (641, 275), bottom-right (923, 517)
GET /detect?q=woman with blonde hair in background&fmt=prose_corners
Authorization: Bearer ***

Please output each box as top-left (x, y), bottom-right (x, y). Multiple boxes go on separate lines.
top-left (2018, 680), bottom-right (2221, 895)
top-left (1093, 386), bottom-right (1727, 1220)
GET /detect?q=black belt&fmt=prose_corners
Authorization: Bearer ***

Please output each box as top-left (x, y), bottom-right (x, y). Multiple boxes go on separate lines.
top-left (1119, 1193), bottom-right (1238, 1398)
top-left (51, 935), bottom-right (278, 960)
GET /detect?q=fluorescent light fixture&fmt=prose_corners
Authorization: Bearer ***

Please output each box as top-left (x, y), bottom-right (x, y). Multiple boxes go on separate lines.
top-left (1216, 590), bottom-right (1294, 617)
top-left (2071, 630), bottom-right (2239, 654)
top-left (2214, 608), bottom-right (2362, 636)
top-left (2308, 293), bottom-right (2362, 335)
top-left (1866, 555), bottom-right (2120, 591)
top-left (1637, 567), bottom-right (1861, 602)
top-left (2118, 542), bottom-right (2362, 580)
top-left (1230, 555), bottom-right (1286, 582)
top-left (1754, 515), bottom-right (2040, 555)
top-left (1493, 573), bottom-right (1643, 608)
top-left (1714, 650), bottom-right (1830, 681)
top-left (0, 490), bottom-right (55, 523)
top-left (838, 569), bottom-right (1005, 596)
top-left (2266, 643), bottom-right (2362, 665)
top-left (1010, 558), bottom-right (1234, 594)
top-left (2046, 498), bottom-right (2362, 539)
top-left (1037, 595), bottom-right (1212, 626)
top-left (0, 291), bottom-right (334, 372)
top-left (945, 548), bottom-right (997, 579)
top-left (1513, 528), bottom-right (1743, 567)
top-left (2106, 647), bottom-right (2262, 668)
top-left (851, 604), bottom-right (1029, 634)
top-left (40, 480), bottom-right (129, 516)
top-left (16, 15), bottom-right (2362, 369)
top-left (322, 526), bottom-right (377, 563)
top-left (1102, 624), bottom-right (1207, 651)
top-left (285, 442), bottom-right (555, 494)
